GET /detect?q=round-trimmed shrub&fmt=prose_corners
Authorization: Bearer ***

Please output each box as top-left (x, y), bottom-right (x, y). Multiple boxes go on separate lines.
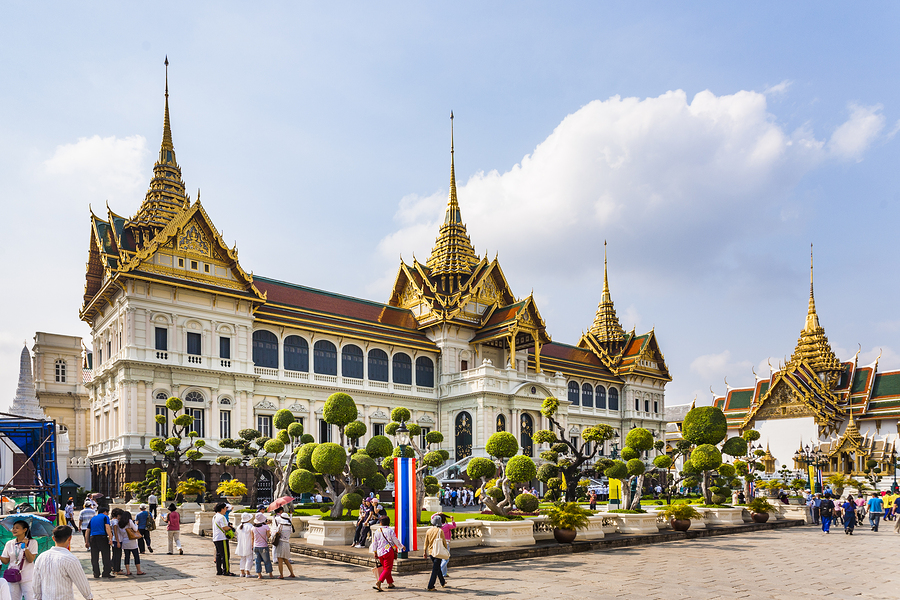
top-left (717, 463), bottom-right (736, 478)
top-left (505, 455), bottom-right (537, 483)
top-left (583, 424), bottom-right (613, 443)
top-left (626, 458), bottom-right (645, 476)
top-left (682, 459), bottom-right (699, 475)
top-left (537, 463), bottom-right (559, 481)
top-left (240, 428), bottom-right (261, 441)
top-left (682, 406), bottom-right (727, 445)
top-left (691, 444), bottom-right (723, 471)
top-left (344, 421), bottom-right (367, 440)
top-left (385, 422), bottom-right (399, 436)
top-left (165, 396), bottom-right (184, 412)
top-left (165, 437), bottom-right (181, 447)
top-left (547, 477), bottom-right (562, 490)
top-left (289, 468), bottom-right (316, 494)
top-left (366, 435), bottom-right (393, 458)
top-left (625, 428), bottom-right (654, 452)
top-left (515, 493), bottom-right (539, 513)
top-left (255, 436), bottom-right (271, 448)
top-left (541, 397), bottom-right (560, 417)
top-left (381, 456), bottom-right (393, 470)
top-left (149, 438), bottom-right (166, 453)
top-left (391, 446), bottom-right (416, 458)
top-left (349, 453), bottom-right (377, 479)
top-left (226, 458), bottom-right (242, 467)
top-left (266, 458), bottom-right (276, 468)
top-left (154, 414), bottom-right (167, 425)
top-left (487, 486), bottom-right (504, 501)
top-left (342, 492), bottom-right (363, 509)
top-left (532, 429), bottom-right (557, 444)
top-left (604, 460), bottom-right (628, 480)
top-left (653, 455), bottom-right (673, 469)
top-left (174, 414), bottom-right (194, 428)
top-left (551, 442), bottom-right (569, 454)
top-left (276, 430), bottom-right (290, 444)
top-left (742, 429), bottom-right (761, 442)
top-left (486, 432), bottom-right (518, 459)
top-left (425, 431), bottom-right (444, 445)
top-left (683, 476), bottom-right (699, 488)
top-left (264, 439), bottom-right (285, 454)
top-left (311, 443), bottom-right (346, 475)
top-left (185, 449), bottom-right (203, 461)
top-left (467, 457), bottom-right (497, 480)
top-left (323, 393), bottom-right (358, 426)
top-left (287, 422), bottom-right (304, 438)
top-left (273, 409), bottom-right (295, 430)
top-left (722, 436), bottom-right (748, 457)
top-left (390, 407), bottom-right (411, 424)
top-left (437, 449), bottom-right (450, 462)
top-left (539, 450), bottom-right (559, 463)
top-left (422, 451), bottom-right (445, 467)
top-left (365, 473), bottom-right (387, 491)
top-left (621, 447), bottom-right (639, 461)
top-left (424, 475), bottom-right (438, 485)
top-left (300, 434), bottom-right (314, 444)
top-left (407, 423), bottom-right (421, 437)
top-left (216, 456), bottom-right (229, 465)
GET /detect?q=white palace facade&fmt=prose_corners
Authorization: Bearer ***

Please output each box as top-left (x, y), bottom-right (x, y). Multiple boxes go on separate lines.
top-left (80, 75), bottom-right (671, 497)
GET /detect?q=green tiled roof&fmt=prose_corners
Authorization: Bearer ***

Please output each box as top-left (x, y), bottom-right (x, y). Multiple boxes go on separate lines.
top-left (727, 390), bottom-right (753, 410)
top-left (871, 373), bottom-right (900, 399)
top-left (851, 370), bottom-right (870, 394)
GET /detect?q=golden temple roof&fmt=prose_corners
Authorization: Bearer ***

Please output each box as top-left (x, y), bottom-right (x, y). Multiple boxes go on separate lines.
top-left (788, 246), bottom-right (841, 379)
top-left (588, 241), bottom-right (626, 343)
top-left (130, 57), bottom-right (189, 232)
top-left (425, 112), bottom-right (479, 279)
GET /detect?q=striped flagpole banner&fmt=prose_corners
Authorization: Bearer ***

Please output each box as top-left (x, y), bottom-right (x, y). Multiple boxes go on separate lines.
top-left (393, 456), bottom-right (418, 552)
top-left (816, 468), bottom-right (823, 491)
top-left (748, 480), bottom-right (755, 499)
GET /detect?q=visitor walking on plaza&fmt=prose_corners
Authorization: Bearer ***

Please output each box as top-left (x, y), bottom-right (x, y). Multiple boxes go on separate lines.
top-left (809, 493), bottom-right (821, 525)
top-left (118, 511), bottom-right (145, 576)
top-left (164, 503), bottom-right (183, 555)
top-left (147, 492), bottom-right (158, 518)
top-left (236, 513), bottom-right (255, 577)
top-left (109, 508), bottom-right (124, 575)
top-left (372, 515), bottom-right (404, 592)
top-left (423, 514), bottom-right (449, 591)
top-left (65, 499), bottom-right (76, 529)
top-left (866, 493), bottom-right (884, 532)
top-left (893, 495), bottom-right (900, 533)
top-left (136, 503), bottom-right (154, 553)
top-left (842, 495), bottom-right (856, 535)
top-left (856, 495), bottom-right (866, 526)
top-left (33, 525), bottom-right (93, 600)
top-left (589, 490), bottom-right (597, 511)
top-left (79, 501), bottom-right (96, 548)
top-left (1, 519), bottom-right (37, 600)
top-left (88, 506), bottom-right (114, 578)
top-left (252, 513), bottom-right (274, 579)
top-left (271, 507), bottom-right (295, 579)
top-left (439, 514), bottom-right (456, 579)
top-left (212, 502), bottom-right (234, 576)
top-left (819, 494), bottom-right (835, 534)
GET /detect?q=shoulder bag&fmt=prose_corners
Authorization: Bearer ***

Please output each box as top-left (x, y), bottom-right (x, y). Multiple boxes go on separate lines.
top-left (147, 516), bottom-right (156, 531)
top-left (126, 525), bottom-right (142, 540)
top-left (430, 529), bottom-right (450, 560)
top-left (3, 544), bottom-right (27, 583)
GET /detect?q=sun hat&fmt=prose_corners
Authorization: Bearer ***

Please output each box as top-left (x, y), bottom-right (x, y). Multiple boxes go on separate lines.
top-left (140, 504), bottom-right (147, 510)
top-left (254, 514), bottom-right (268, 525)
top-left (430, 514), bottom-right (442, 526)
top-left (240, 513), bottom-right (253, 523)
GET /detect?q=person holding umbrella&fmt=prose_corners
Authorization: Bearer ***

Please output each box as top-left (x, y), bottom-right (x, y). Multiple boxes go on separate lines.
top-left (0, 519), bottom-right (38, 600)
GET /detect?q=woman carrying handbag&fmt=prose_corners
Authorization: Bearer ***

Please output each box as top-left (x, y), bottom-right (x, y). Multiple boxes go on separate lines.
top-left (423, 515), bottom-right (449, 591)
top-left (371, 516), bottom-right (404, 592)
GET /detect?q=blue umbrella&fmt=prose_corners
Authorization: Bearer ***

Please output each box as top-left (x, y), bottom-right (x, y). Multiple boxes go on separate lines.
top-left (1, 514), bottom-right (55, 538)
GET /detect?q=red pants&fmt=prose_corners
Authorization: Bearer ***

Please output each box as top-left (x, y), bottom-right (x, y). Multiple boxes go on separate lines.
top-left (377, 551), bottom-right (395, 584)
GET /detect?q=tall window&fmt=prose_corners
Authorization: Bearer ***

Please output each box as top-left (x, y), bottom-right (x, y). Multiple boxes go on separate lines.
top-left (313, 341), bottom-right (337, 375)
top-left (416, 357), bottom-right (434, 388)
top-left (373, 423), bottom-right (385, 437)
top-left (596, 385), bottom-right (606, 409)
top-left (220, 411), bottom-right (231, 439)
top-left (455, 412), bottom-right (472, 460)
top-left (55, 360), bottom-right (67, 383)
top-left (496, 414), bottom-right (506, 432)
top-left (635, 396), bottom-right (640, 412)
top-left (188, 408), bottom-right (204, 437)
top-left (582, 383), bottom-right (594, 408)
top-left (368, 349), bottom-right (389, 382)
top-left (341, 344), bottom-right (364, 379)
top-left (609, 388), bottom-right (619, 411)
top-left (284, 336), bottom-right (309, 372)
top-left (654, 400), bottom-right (659, 413)
top-left (392, 353), bottom-right (412, 385)
top-left (257, 415), bottom-right (273, 438)
top-left (155, 327), bottom-right (168, 351)
top-left (187, 332), bottom-right (201, 356)
top-left (319, 419), bottom-right (332, 443)
top-left (420, 427), bottom-right (431, 449)
top-left (155, 405), bottom-right (168, 437)
top-left (568, 381), bottom-right (580, 406)
top-left (644, 399), bottom-right (650, 413)
top-left (219, 337), bottom-right (231, 359)
top-left (252, 330), bottom-right (278, 368)
top-left (520, 413), bottom-right (534, 457)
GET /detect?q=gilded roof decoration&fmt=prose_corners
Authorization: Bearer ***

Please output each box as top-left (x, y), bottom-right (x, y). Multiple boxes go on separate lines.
top-left (589, 241), bottom-right (626, 344)
top-left (787, 247), bottom-right (842, 382)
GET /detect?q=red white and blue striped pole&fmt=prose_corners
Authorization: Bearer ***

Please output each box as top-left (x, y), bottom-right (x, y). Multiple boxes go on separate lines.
top-left (393, 456), bottom-right (418, 558)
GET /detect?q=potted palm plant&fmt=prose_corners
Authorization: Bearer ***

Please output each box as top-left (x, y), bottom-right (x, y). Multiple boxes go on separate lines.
top-left (747, 497), bottom-right (775, 523)
top-left (544, 501), bottom-right (593, 543)
top-left (660, 503), bottom-right (702, 531)
top-left (216, 479), bottom-right (248, 505)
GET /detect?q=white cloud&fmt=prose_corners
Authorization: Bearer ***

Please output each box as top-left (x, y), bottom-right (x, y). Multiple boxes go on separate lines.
top-left (828, 104), bottom-right (885, 161)
top-left (44, 135), bottom-right (149, 204)
top-left (764, 80), bottom-right (793, 96)
top-left (690, 350), bottom-right (753, 385)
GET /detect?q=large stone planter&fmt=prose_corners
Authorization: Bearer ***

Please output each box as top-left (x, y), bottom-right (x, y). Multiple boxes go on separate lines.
top-left (192, 511), bottom-right (215, 535)
top-left (580, 515), bottom-right (606, 540)
top-left (530, 516), bottom-right (554, 541)
top-left (605, 512), bottom-right (659, 535)
top-left (422, 496), bottom-right (442, 512)
top-left (704, 507), bottom-right (745, 526)
top-left (305, 519), bottom-right (356, 546)
top-left (178, 503), bottom-right (201, 523)
top-left (479, 519), bottom-right (536, 547)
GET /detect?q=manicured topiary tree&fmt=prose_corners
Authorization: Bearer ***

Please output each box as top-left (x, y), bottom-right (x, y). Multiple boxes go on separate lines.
top-left (531, 397), bottom-right (616, 502)
top-left (149, 396), bottom-right (206, 497)
top-left (466, 432), bottom-right (537, 516)
top-left (288, 393), bottom-right (387, 519)
top-left (383, 406), bottom-right (448, 524)
top-left (602, 426), bottom-right (654, 509)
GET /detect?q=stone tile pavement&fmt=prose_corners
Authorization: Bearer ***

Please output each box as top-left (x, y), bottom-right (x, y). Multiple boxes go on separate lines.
top-left (74, 524), bottom-right (898, 599)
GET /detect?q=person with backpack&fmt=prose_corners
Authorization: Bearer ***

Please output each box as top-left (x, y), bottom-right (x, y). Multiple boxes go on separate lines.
top-left (819, 494), bottom-right (836, 534)
top-left (136, 504), bottom-right (154, 554)
top-left (423, 514), bottom-right (449, 591)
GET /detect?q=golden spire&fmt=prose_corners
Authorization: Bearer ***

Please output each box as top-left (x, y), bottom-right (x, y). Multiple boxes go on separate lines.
top-left (425, 112), bottom-right (479, 284)
top-left (130, 56), bottom-right (188, 233)
top-left (788, 244), bottom-right (841, 380)
top-left (589, 241), bottom-right (625, 343)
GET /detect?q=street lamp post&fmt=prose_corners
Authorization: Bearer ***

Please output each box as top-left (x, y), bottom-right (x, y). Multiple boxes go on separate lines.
top-left (395, 421), bottom-right (410, 559)
top-left (891, 453), bottom-right (898, 493)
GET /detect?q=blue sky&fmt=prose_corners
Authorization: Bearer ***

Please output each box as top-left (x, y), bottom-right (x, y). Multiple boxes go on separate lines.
top-left (1, 2), bottom-right (898, 409)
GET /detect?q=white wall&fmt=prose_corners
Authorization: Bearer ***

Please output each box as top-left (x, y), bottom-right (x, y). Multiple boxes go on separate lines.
top-left (755, 416), bottom-right (818, 470)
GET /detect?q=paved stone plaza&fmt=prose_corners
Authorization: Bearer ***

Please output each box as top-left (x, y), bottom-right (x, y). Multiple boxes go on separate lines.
top-left (74, 525), bottom-right (896, 599)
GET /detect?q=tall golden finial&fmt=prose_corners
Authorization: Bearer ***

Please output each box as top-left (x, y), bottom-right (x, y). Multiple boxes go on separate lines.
top-left (161, 56), bottom-right (173, 153)
top-left (601, 240), bottom-right (611, 303)
top-left (445, 111), bottom-right (460, 225)
top-left (805, 243), bottom-right (819, 331)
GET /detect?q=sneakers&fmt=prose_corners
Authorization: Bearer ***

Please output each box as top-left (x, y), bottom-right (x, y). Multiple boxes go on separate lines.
top-left (179, 549), bottom-right (184, 555)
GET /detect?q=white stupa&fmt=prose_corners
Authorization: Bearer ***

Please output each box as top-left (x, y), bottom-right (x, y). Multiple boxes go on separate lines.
top-left (10, 345), bottom-right (46, 420)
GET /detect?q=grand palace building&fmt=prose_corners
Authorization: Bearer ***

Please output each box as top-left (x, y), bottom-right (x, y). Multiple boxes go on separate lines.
top-left (710, 254), bottom-right (898, 488)
top-left (78, 72), bottom-right (671, 498)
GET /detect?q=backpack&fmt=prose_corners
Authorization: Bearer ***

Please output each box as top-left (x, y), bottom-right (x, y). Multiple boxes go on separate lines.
top-left (819, 501), bottom-right (833, 517)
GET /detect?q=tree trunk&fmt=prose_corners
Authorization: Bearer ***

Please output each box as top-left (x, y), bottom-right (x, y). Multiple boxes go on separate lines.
top-left (701, 471), bottom-right (712, 504)
top-left (629, 474), bottom-right (645, 510)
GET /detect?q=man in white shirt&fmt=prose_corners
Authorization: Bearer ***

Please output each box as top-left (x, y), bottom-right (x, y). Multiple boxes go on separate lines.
top-left (147, 493), bottom-right (158, 518)
top-left (34, 525), bottom-right (93, 600)
top-left (212, 502), bottom-right (234, 576)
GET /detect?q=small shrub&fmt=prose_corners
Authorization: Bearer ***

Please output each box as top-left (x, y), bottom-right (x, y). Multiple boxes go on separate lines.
top-left (515, 493), bottom-right (539, 513)
top-left (748, 498), bottom-right (775, 513)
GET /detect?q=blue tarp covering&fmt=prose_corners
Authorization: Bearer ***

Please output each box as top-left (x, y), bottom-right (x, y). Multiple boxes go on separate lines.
top-left (0, 416), bottom-right (58, 496)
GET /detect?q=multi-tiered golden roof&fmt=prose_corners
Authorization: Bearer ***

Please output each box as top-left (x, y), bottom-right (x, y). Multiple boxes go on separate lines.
top-left (788, 246), bottom-right (842, 381)
top-left (589, 241), bottom-right (626, 345)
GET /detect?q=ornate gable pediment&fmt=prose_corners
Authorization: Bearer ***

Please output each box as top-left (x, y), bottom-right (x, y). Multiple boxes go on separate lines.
top-left (751, 379), bottom-right (816, 421)
top-left (178, 222), bottom-right (211, 257)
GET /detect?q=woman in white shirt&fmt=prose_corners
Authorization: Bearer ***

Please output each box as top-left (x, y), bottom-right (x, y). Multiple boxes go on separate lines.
top-left (235, 513), bottom-right (255, 578)
top-left (270, 508), bottom-right (294, 579)
top-left (0, 520), bottom-right (38, 600)
top-left (118, 511), bottom-right (145, 576)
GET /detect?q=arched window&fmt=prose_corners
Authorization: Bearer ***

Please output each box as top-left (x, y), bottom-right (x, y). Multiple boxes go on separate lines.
top-left (455, 411), bottom-right (472, 460)
top-left (520, 413), bottom-right (534, 457)
top-left (313, 340), bottom-right (337, 375)
top-left (496, 414), bottom-right (506, 432)
top-left (154, 391), bottom-right (169, 437)
top-left (608, 388), bottom-right (619, 411)
top-left (635, 396), bottom-right (641, 412)
top-left (283, 335), bottom-right (309, 372)
top-left (368, 349), bottom-right (389, 382)
top-left (392, 353), bottom-right (412, 385)
top-left (582, 383), bottom-right (594, 408)
top-left (415, 357), bottom-right (434, 388)
top-left (341, 344), bottom-right (364, 379)
top-left (55, 359), bottom-right (67, 383)
top-left (568, 381), bottom-right (580, 406)
top-left (596, 385), bottom-right (607, 409)
top-left (185, 391), bottom-right (204, 403)
top-left (252, 330), bottom-right (278, 368)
